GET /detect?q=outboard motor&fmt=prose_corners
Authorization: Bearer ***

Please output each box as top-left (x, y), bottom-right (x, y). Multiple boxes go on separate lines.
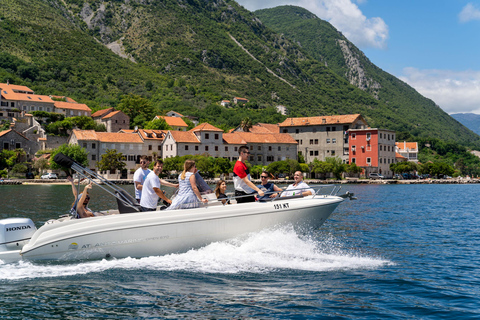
top-left (0, 218), bottom-right (36, 254)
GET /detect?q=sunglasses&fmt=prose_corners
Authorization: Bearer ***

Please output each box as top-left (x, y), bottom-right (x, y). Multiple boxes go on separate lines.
top-left (260, 176), bottom-right (268, 178)
top-left (243, 151), bottom-right (250, 154)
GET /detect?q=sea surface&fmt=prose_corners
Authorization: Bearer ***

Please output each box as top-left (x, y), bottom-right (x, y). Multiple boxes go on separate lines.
top-left (1, 183), bottom-right (479, 319)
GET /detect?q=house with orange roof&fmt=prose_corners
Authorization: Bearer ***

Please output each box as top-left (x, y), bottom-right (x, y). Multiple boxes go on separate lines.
top-left (348, 128), bottom-right (396, 178)
top-left (233, 97), bottom-right (249, 105)
top-left (395, 141), bottom-right (419, 163)
top-left (0, 83), bottom-right (56, 118)
top-left (220, 100), bottom-right (230, 107)
top-left (162, 122), bottom-right (297, 165)
top-left (120, 128), bottom-right (167, 160)
top-left (69, 129), bottom-right (147, 171)
top-left (92, 108), bottom-right (129, 132)
top-left (279, 114), bottom-right (368, 164)
top-left (53, 100), bottom-right (92, 118)
top-left (0, 129), bottom-right (39, 161)
top-left (153, 115), bottom-right (188, 131)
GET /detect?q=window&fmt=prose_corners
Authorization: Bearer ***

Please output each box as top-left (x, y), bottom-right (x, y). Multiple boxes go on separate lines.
top-left (258, 146), bottom-right (261, 151)
top-left (314, 139), bottom-right (318, 145)
top-left (195, 146), bottom-right (199, 151)
top-left (332, 138), bottom-right (336, 144)
top-left (351, 133), bottom-right (356, 139)
top-left (380, 133), bottom-right (383, 139)
top-left (310, 151), bottom-right (314, 156)
top-left (352, 145), bottom-right (356, 152)
top-left (367, 157), bottom-right (371, 163)
top-left (380, 158), bottom-right (383, 164)
top-left (278, 146), bottom-right (281, 151)
top-left (300, 140), bottom-right (303, 145)
top-left (158, 146), bottom-right (161, 151)
top-left (215, 134), bottom-right (219, 139)
top-left (326, 127), bottom-right (331, 132)
top-left (267, 156), bottom-right (274, 161)
top-left (185, 145), bottom-right (189, 151)
top-left (234, 147), bottom-right (238, 151)
top-left (15, 142), bottom-right (21, 149)
top-left (352, 158), bottom-right (356, 163)
top-left (257, 155), bottom-right (262, 161)
top-left (102, 143), bottom-right (107, 149)
top-left (205, 133), bottom-right (210, 139)
top-left (295, 129), bottom-right (299, 134)
top-left (314, 150), bottom-right (319, 156)
top-left (250, 156), bottom-right (254, 161)
top-left (326, 139), bottom-right (330, 144)
top-left (148, 145), bottom-right (152, 151)
top-left (92, 155), bottom-right (96, 161)
top-left (92, 143), bottom-right (96, 149)
top-left (225, 146), bottom-right (228, 151)
top-left (83, 143), bottom-right (87, 148)
top-left (205, 146), bottom-right (209, 151)
top-left (121, 144), bottom-right (125, 150)
top-left (331, 150), bottom-right (335, 156)
top-left (215, 146), bottom-right (218, 151)
top-left (310, 139), bottom-right (313, 145)
top-left (366, 133), bottom-right (371, 141)
top-left (332, 127), bottom-right (336, 131)
top-left (283, 129), bottom-right (288, 133)
top-left (269, 146), bottom-right (272, 151)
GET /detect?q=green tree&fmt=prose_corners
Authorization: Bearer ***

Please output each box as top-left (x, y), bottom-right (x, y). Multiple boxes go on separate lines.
top-left (213, 157), bottom-right (232, 176)
top-left (325, 157), bottom-right (345, 180)
top-left (50, 144), bottom-right (89, 174)
top-left (312, 159), bottom-right (333, 179)
top-left (33, 157), bottom-right (50, 174)
top-left (96, 149), bottom-right (126, 171)
top-left (240, 117), bottom-right (253, 132)
top-left (144, 118), bottom-right (172, 130)
top-left (117, 94), bottom-right (155, 129)
top-left (250, 164), bottom-right (265, 179)
top-left (344, 163), bottom-right (363, 177)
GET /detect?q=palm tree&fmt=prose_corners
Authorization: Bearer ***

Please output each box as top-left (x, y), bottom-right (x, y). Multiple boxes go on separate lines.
top-left (240, 117), bottom-right (253, 132)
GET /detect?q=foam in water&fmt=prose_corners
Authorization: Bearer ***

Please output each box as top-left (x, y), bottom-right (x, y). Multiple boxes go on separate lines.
top-left (0, 226), bottom-right (391, 280)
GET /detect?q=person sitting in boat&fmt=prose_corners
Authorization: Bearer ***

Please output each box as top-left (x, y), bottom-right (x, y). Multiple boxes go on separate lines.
top-left (281, 171), bottom-right (315, 197)
top-left (256, 171), bottom-right (283, 201)
top-left (233, 146), bottom-right (264, 203)
top-left (167, 160), bottom-right (208, 210)
top-left (133, 155), bottom-right (151, 203)
top-left (140, 160), bottom-right (178, 212)
top-left (214, 179), bottom-right (230, 205)
top-left (68, 176), bottom-right (95, 218)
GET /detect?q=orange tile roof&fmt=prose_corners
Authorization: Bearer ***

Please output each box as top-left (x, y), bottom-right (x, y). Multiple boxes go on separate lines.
top-left (0, 129), bottom-right (12, 138)
top-left (250, 123), bottom-right (279, 133)
top-left (190, 123), bottom-right (223, 132)
top-left (139, 129), bottom-right (167, 140)
top-left (279, 114), bottom-right (364, 127)
top-left (0, 129), bottom-right (29, 140)
top-left (158, 116), bottom-right (188, 127)
top-left (72, 130), bottom-right (143, 143)
top-left (102, 110), bottom-right (123, 119)
top-left (0, 83), bottom-right (34, 93)
top-left (92, 108), bottom-right (114, 118)
top-left (223, 132), bottom-right (297, 145)
top-left (54, 101), bottom-right (91, 112)
top-left (395, 152), bottom-right (407, 159)
top-left (169, 130), bottom-right (201, 143)
top-left (395, 142), bottom-right (418, 151)
top-left (0, 87), bottom-right (54, 103)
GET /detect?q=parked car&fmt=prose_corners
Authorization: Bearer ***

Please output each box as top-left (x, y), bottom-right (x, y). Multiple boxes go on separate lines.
top-left (41, 173), bottom-right (58, 179)
top-left (369, 173), bottom-right (385, 179)
top-left (25, 172), bottom-right (35, 179)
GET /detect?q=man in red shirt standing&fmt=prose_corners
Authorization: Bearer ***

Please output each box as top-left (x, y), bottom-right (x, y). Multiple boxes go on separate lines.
top-left (233, 146), bottom-right (264, 203)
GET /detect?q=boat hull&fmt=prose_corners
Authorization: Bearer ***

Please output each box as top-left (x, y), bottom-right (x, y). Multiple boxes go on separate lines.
top-left (20, 196), bottom-right (344, 261)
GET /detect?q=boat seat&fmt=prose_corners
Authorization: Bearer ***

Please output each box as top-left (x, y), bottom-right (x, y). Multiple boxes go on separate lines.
top-left (115, 189), bottom-right (141, 214)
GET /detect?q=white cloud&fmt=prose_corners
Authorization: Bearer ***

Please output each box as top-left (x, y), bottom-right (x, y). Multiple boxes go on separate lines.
top-left (399, 68), bottom-right (480, 114)
top-left (459, 3), bottom-right (480, 23)
top-left (237, 0), bottom-right (388, 49)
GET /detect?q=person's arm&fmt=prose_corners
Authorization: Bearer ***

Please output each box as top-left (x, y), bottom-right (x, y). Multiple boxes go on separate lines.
top-left (134, 181), bottom-right (143, 191)
top-left (67, 176), bottom-right (78, 199)
top-left (153, 187), bottom-right (171, 204)
top-left (190, 174), bottom-right (208, 203)
top-left (160, 179), bottom-right (179, 188)
top-left (241, 176), bottom-right (264, 196)
top-left (269, 184), bottom-right (283, 198)
top-left (299, 182), bottom-right (313, 196)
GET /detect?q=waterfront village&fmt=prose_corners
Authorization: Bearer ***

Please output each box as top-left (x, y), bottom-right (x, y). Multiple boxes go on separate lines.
top-left (0, 82), bottom-right (424, 182)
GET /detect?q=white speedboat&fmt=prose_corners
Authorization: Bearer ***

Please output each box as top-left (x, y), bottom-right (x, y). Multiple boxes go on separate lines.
top-left (0, 154), bottom-right (355, 263)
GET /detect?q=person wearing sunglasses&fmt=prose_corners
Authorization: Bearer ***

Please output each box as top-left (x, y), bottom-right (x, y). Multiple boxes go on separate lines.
top-left (133, 155), bottom-right (151, 203)
top-left (256, 172), bottom-right (283, 201)
top-left (233, 146), bottom-right (264, 203)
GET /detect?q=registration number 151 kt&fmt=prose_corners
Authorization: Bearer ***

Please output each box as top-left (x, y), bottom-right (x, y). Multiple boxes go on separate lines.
top-left (274, 203), bottom-right (289, 210)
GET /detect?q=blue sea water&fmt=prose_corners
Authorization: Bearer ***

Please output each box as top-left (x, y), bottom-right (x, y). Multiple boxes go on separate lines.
top-left (0, 183), bottom-right (479, 319)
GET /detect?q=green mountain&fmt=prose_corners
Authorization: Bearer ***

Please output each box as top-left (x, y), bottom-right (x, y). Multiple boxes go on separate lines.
top-left (0, 0), bottom-right (478, 147)
top-left (450, 113), bottom-right (480, 136)
top-left (255, 5), bottom-right (480, 145)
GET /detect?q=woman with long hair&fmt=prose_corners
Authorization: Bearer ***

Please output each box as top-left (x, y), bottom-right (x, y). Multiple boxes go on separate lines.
top-left (214, 179), bottom-right (230, 205)
top-left (167, 160), bottom-right (208, 210)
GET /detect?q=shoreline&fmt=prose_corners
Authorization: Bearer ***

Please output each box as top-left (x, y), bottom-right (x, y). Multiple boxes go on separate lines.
top-left (1, 178), bottom-right (480, 185)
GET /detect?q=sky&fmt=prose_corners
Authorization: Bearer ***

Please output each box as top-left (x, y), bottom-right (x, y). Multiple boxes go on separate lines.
top-left (236, 0), bottom-right (480, 115)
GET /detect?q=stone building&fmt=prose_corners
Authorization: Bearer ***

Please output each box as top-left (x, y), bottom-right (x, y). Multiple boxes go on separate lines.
top-left (92, 108), bottom-right (130, 132)
top-left (0, 129), bottom-right (39, 161)
top-left (278, 114), bottom-right (368, 164)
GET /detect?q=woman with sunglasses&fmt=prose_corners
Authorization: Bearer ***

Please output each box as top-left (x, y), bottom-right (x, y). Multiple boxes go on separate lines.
top-left (167, 160), bottom-right (208, 210)
top-left (256, 172), bottom-right (283, 201)
top-left (68, 177), bottom-right (95, 218)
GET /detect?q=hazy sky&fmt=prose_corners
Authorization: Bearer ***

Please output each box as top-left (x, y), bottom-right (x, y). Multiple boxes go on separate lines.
top-left (236, 0), bottom-right (480, 114)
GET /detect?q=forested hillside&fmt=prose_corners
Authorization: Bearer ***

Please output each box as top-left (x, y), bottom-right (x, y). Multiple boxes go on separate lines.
top-left (0, 0), bottom-right (478, 147)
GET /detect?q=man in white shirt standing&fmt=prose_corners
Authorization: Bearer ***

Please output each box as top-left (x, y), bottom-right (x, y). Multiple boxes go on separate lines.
top-left (133, 155), bottom-right (150, 203)
top-left (282, 171), bottom-right (314, 197)
top-left (140, 160), bottom-right (179, 212)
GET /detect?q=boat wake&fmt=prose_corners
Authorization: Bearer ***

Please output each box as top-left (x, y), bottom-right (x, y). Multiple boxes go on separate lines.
top-left (0, 226), bottom-right (392, 280)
